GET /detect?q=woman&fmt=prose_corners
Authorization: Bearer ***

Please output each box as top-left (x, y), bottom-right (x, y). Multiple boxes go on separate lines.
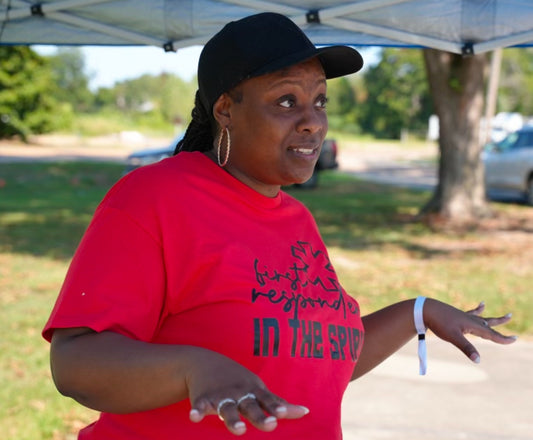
top-left (43, 12), bottom-right (516, 439)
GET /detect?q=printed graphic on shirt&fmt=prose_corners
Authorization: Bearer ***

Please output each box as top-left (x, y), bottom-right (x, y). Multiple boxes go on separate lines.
top-left (252, 241), bottom-right (363, 361)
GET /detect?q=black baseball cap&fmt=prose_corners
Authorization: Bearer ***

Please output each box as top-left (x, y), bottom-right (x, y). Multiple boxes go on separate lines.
top-left (198, 12), bottom-right (364, 112)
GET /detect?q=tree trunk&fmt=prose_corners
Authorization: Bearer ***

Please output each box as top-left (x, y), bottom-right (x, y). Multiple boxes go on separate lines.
top-left (421, 49), bottom-right (491, 225)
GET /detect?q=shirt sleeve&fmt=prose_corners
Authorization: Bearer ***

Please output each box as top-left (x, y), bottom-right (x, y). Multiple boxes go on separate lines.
top-left (42, 203), bottom-right (166, 343)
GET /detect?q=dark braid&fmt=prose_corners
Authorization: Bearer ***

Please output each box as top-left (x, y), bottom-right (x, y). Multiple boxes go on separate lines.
top-left (174, 91), bottom-right (216, 154)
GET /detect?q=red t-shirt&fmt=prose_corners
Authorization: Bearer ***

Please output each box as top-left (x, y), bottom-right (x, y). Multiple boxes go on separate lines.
top-left (43, 152), bottom-right (364, 439)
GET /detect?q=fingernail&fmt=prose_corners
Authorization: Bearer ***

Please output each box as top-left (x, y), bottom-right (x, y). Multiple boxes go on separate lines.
top-left (234, 421), bottom-right (246, 431)
top-left (509, 335), bottom-right (518, 340)
top-left (275, 405), bottom-right (287, 415)
top-left (471, 353), bottom-right (480, 364)
top-left (264, 416), bottom-right (277, 425)
top-left (505, 313), bottom-right (512, 318)
top-left (189, 409), bottom-right (201, 422)
top-left (299, 405), bottom-right (310, 415)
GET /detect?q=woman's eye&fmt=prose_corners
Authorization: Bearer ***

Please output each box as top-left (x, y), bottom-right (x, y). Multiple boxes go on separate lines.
top-left (279, 96), bottom-right (295, 108)
top-left (316, 96), bottom-right (328, 109)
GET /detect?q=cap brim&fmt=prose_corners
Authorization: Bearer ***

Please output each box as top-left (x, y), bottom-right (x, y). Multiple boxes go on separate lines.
top-left (249, 45), bottom-right (363, 81)
top-left (317, 45), bottom-right (364, 79)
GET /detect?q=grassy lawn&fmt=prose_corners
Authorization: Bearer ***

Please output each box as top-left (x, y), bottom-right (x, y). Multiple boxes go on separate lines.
top-left (1, 161), bottom-right (531, 439)
top-left (286, 172), bottom-right (533, 328)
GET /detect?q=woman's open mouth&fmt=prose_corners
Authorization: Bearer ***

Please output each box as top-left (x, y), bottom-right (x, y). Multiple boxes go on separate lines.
top-left (288, 145), bottom-right (319, 159)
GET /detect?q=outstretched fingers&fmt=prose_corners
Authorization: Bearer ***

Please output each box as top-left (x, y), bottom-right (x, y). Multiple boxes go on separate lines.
top-left (189, 390), bottom-right (309, 435)
top-left (426, 299), bottom-right (517, 365)
top-left (466, 301), bottom-right (486, 316)
top-left (467, 311), bottom-right (517, 345)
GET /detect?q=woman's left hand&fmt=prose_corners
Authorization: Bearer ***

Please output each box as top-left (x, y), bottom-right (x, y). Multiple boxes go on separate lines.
top-left (424, 299), bottom-right (517, 363)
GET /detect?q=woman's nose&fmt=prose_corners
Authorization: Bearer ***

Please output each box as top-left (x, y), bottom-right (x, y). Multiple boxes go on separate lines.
top-left (296, 106), bottom-right (327, 134)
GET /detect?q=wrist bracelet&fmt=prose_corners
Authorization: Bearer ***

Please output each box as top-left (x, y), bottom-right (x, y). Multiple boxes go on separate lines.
top-left (414, 296), bottom-right (427, 375)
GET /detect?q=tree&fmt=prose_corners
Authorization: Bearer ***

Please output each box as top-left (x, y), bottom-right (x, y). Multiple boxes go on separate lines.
top-left (361, 48), bottom-right (432, 139)
top-left (421, 49), bottom-right (490, 223)
top-left (328, 77), bottom-right (356, 115)
top-left (0, 46), bottom-right (72, 141)
top-left (93, 86), bottom-right (115, 111)
top-left (326, 76), bottom-right (359, 133)
top-left (498, 48), bottom-right (533, 115)
top-left (111, 73), bottom-right (196, 126)
top-left (48, 48), bottom-right (93, 112)
top-left (158, 73), bottom-right (196, 127)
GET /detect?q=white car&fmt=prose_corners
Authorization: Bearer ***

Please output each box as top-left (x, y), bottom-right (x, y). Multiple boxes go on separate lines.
top-left (483, 126), bottom-right (533, 205)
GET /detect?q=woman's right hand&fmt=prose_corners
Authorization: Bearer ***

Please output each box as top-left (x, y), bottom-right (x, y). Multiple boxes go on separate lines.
top-left (51, 328), bottom-right (308, 435)
top-left (185, 349), bottom-right (309, 436)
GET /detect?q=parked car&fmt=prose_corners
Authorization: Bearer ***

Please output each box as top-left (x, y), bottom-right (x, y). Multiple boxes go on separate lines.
top-left (125, 134), bottom-right (338, 188)
top-left (294, 138), bottom-right (338, 188)
top-left (123, 133), bottom-right (184, 174)
top-left (483, 125), bottom-right (533, 205)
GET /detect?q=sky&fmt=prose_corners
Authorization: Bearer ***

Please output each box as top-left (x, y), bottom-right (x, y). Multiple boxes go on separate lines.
top-left (34, 45), bottom-right (204, 90)
top-left (34, 44), bottom-right (379, 91)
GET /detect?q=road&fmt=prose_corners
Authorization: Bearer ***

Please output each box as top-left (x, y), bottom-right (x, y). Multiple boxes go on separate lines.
top-left (337, 146), bottom-right (527, 204)
top-left (341, 337), bottom-right (532, 440)
top-left (0, 141), bottom-right (132, 163)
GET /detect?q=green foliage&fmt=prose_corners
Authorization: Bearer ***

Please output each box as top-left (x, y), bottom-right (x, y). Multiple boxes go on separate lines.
top-left (327, 77), bottom-right (362, 134)
top-left (360, 48), bottom-right (433, 139)
top-left (4, 45), bottom-right (533, 144)
top-left (498, 47), bottom-right (533, 115)
top-left (110, 73), bottom-right (196, 127)
top-left (48, 47), bottom-right (94, 112)
top-left (328, 77), bottom-right (356, 115)
top-left (72, 111), bottom-right (174, 137)
top-left (0, 47), bottom-right (73, 141)
top-left (1, 47), bottom-right (196, 140)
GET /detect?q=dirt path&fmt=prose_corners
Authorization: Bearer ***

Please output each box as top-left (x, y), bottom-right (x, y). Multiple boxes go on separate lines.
top-left (0, 134), bottom-right (171, 163)
top-left (0, 135), bottom-right (436, 165)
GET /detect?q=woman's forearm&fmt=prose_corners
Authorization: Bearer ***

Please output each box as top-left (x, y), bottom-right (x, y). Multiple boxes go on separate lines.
top-left (50, 327), bottom-right (207, 414)
top-left (351, 299), bottom-right (417, 380)
top-left (350, 297), bottom-right (516, 381)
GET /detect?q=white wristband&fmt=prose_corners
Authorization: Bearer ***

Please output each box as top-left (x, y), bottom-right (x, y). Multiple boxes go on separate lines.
top-left (414, 296), bottom-right (427, 375)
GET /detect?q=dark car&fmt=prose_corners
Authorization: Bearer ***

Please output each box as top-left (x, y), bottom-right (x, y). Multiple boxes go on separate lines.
top-left (294, 138), bottom-right (338, 188)
top-left (123, 133), bottom-right (184, 175)
top-left (483, 125), bottom-right (533, 205)
top-left (125, 134), bottom-right (338, 188)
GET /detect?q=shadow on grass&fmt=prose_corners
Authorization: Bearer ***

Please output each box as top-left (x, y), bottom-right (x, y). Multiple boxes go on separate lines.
top-left (0, 163), bottom-right (478, 260)
top-left (0, 161), bottom-right (124, 259)
top-left (2, 163), bottom-right (529, 261)
top-left (286, 171), bottom-right (437, 248)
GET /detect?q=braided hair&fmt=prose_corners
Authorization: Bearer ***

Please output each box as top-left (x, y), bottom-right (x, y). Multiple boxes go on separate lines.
top-left (174, 91), bottom-right (216, 155)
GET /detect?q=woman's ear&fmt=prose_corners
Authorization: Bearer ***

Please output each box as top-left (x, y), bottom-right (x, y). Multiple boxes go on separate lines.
top-left (212, 93), bottom-right (232, 128)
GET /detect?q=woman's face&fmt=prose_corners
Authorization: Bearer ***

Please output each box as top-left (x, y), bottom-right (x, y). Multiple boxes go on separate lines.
top-left (215, 57), bottom-right (328, 197)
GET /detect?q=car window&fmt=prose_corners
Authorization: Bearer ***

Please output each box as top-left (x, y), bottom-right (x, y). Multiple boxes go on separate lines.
top-left (497, 132), bottom-right (519, 151)
top-left (513, 132), bottom-right (530, 149)
top-left (525, 133), bottom-right (533, 149)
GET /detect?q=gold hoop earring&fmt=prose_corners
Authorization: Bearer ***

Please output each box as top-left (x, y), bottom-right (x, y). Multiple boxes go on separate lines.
top-left (217, 127), bottom-right (231, 167)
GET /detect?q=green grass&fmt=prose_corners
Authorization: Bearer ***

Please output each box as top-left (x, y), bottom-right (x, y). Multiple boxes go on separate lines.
top-left (0, 161), bottom-right (119, 439)
top-left (0, 162), bottom-right (123, 258)
top-left (285, 171), bottom-right (533, 333)
top-left (1, 162), bottom-right (531, 439)
top-left (71, 112), bottom-right (176, 137)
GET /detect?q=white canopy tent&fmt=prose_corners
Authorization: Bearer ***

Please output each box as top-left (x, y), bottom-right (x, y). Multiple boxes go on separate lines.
top-left (1, 0), bottom-right (533, 54)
